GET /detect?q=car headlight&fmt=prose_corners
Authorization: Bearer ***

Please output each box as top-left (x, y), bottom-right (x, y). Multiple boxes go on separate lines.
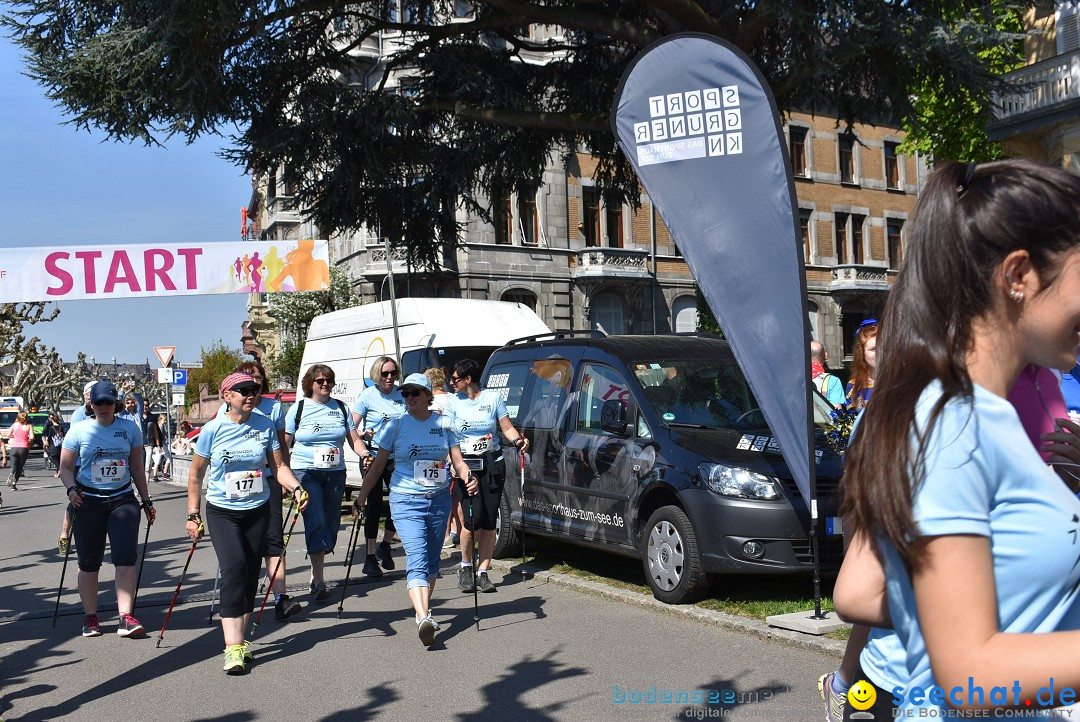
top-left (698, 463), bottom-right (784, 500)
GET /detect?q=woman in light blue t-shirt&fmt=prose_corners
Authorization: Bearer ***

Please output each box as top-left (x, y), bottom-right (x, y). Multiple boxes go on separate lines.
top-left (186, 372), bottom-right (306, 675)
top-left (286, 363), bottom-right (366, 602)
top-left (836, 160), bottom-right (1080, 716)
top-left (351, 373), bottom-right (471, 647)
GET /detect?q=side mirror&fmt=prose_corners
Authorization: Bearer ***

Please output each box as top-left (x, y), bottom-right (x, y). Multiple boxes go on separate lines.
top-left (600, 398), bottom-right (631, 436)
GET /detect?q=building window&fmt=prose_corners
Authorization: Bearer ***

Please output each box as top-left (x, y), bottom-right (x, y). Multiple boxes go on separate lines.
top-left (835, 212), bottom-right (849, 265)
top-left (839, 134), bottom-right (856, 184)
top-left (267, 170), bottom-right (277, 200)
top-left (518, 190), bottom-right (539, 245)
top-left (790, 127), bottom-right (808, 178)
top-left (590, 292), bottom-right (625, 335)
top-left (884, 142), bottom-right (901, 190)
top-left (606, 205), bottom-right (624, 248)
top-left (799, 208), bottom-right (813, 263)
top-left (582, 187), bottom-right (601, 247)
top-left (494, 193), bottom-right (512, 244)
top-left (672, 296), bottom-right (699, 333)
top-left (887, 219), bottom-right (904, 269)
top-left (502, 289), bottom-right (537, 311)
top-left (851, 214), bottom-right (865, 264)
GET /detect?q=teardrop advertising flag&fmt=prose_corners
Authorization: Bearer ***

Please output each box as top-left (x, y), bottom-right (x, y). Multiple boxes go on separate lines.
top-left (611, 34), bottom-right (815, 507)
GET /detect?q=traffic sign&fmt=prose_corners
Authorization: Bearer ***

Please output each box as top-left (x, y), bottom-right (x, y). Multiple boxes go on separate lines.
top-left (172, 392), bottom-right (185, 406)
top-left (171, 369), bottom-right (188, 387)
top-left (153, 346), bottom-right (176, 367)
top-left (156, 368), bottom-right (174, 383)
top-left (177, 362), bottom-right (203, 369)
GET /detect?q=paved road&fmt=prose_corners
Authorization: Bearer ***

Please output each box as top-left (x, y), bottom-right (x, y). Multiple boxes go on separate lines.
top-left (1, 456), bottom-right (836, 721)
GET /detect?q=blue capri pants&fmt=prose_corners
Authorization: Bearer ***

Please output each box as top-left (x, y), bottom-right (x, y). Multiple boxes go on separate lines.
top-left (296, 468), bottom-right (347, 555)
top-left (389, 487), bottom-right (451, 590)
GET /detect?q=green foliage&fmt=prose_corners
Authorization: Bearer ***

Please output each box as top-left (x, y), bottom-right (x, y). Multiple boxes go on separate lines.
top-left (899, 2), bottom-right (1027, 162)
top-left (4, 1), bottom-right (1030, 262)
top-left (186, 341), bottom-right (245, 410)
top-left (264, 337), bottom-right (307, 390)
top-left (695, 288), bottom-right (723, 338)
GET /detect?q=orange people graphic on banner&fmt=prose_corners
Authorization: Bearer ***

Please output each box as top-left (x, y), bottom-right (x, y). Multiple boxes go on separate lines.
top-left (270, 239), bottom-right (329, 291)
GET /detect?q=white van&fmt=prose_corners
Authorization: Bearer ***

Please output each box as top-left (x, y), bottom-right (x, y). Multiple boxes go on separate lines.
top-left (298, 298), bottom-right (550, 486)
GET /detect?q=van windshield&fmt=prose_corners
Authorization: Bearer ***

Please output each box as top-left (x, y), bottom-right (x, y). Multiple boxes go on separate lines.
top-left (0, 411), bottom-right (17, 429)
top-left (631, 358), bottom-right (834, 430)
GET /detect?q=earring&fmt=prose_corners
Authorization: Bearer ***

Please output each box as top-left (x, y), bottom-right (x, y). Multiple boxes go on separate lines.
top-left (1010, 289), bottom-right (1024, 303)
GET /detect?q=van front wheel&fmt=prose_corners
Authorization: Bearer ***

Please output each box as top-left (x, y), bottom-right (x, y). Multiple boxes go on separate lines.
top-left (641, 506), bottom-right (708, 604)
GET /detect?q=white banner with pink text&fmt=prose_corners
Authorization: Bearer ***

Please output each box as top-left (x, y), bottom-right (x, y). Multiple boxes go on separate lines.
top-left (0, 240), bottom-right (330, 302)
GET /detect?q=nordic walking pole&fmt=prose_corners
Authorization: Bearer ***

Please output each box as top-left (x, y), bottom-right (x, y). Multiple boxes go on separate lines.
top-left (519, 449), bottom-right (528, 579)
top-left (132, 516), bottom-right (152, 611)
top-left (250, 491), bottom-right (306, 638)
top-left (207, 566), bottom-right (221, 625)
top-left (157, 521), bottom-right (204, 648)
top-left (337, 508), bottom-right (364, 618)
top-left (468, 478), bottom-right (479, 631)
top-left (260, 492), bottom-right (296, 594)
top-left (52, 506), bottom-right (77, 628)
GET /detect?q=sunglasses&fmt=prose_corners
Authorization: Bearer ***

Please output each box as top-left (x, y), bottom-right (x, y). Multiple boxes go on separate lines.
top-left (400, 389), bottom-right (426, 398)
top-left (232, 387), bottom-right (261, 397)
top-left (450, 376), bottom-right (463, 384)
top-left (380, 370), bottom-right (399, 378)
top-left (313, 378), bottom-right (335, 386)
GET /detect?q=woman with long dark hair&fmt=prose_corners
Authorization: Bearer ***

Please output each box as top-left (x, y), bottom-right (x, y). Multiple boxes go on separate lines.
top-left (836, 159), bottom-right (1080, 715)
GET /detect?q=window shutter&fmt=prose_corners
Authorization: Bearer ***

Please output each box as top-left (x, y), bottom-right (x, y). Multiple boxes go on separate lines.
top-left (1059, 1), bottom-right (1080, 54)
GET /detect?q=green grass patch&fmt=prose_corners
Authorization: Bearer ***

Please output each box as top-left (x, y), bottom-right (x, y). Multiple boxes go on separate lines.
top-left (517, 536), bottom-right (840, 624)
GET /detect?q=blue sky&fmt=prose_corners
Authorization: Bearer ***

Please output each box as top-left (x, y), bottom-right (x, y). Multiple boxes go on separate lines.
top-left (0, 33), bottom-right (251, 367)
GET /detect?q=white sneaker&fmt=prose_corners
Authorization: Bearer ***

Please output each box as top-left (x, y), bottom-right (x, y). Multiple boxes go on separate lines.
top-left (417, 615), bottom-right (437, 646)
top-left (817, 672), bottom-right (847, 722)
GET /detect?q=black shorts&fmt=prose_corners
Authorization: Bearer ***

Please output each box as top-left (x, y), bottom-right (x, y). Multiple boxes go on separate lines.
top-left (264, 478), bottom-right (284, 557)
top-left (461, 450), bottom-right (506, 531)
top-left (71, 489), bottom-right (140, 572)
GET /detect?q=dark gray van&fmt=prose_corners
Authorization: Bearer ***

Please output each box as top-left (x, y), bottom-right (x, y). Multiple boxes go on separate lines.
top-left (483, 333), bottom-right (844, 604)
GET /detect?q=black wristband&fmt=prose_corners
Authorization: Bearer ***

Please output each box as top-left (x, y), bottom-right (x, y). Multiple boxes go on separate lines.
top-left (142, 499), bottom-right (154, 510)
top-left (66, 486), bottom-right (77, 496)
top-left (186, 512), bottom-right (202, 522)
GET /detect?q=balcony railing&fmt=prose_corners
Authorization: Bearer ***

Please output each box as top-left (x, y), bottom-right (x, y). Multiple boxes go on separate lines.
top-left (572, 247), bottom-right (651, 281)
top-left (829, 264), bottom-right (891, 293)
top-left (361, 245), bottom-right (447, 276)
top-left (992, 50), bottom-right (1080, 123)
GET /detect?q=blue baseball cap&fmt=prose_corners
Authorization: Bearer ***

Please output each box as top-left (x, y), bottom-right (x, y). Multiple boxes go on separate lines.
top-left (89, 381), bottom-right (118, 404)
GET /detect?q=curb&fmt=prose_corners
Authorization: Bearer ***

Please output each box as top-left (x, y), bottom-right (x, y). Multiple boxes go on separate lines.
top-left (475, 555), bottom-right (846, 659)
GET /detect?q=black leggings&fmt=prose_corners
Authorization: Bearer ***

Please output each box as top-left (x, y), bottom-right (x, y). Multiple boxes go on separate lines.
top-left (462, 451), bottom-right (506, 531)
top-left (206, 502), bottom-right (270, 618)
top-left (364, 460), bottom-right (396, 540)
top-left (72, 490), bottom-right (140, 572)
top-left (10, 447), bottom-right (28, 482)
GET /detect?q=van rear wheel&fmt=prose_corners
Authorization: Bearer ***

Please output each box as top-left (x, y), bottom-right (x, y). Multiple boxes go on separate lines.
top-left (492, 486), bottom-right (521, 558)
top-left (641, 505), bottom-right (708, 604)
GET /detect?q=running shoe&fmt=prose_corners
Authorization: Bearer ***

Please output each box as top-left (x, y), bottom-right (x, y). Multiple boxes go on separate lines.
top-left (274, 594), bottom-right (302, 621)
top-left (376, 541), bottom-right (395, 570)
top-left (309, 581), bottom-right (331, 601)
top-left (362, 555), bottom-right (383, 578)
top-left (418, 615), bottom-right (437, 646)
top-left (81, 615), bottom-right (102, 637)
top-left (58, 537), bottom-right (70, 555)
top-left (223, 645), bottom-right (247, 675)
top-left (449, 531), bottom-right (459, 547)
top-left (457, 564), bottom-right (475, 592)
top-left (442, 536), bottom-right (454, 549)
top-left (476, 572), bottom-right (496, 593)
top-left (818, 671), bottom-right (846, 722)
top-left (117, 613), bottom-right (145, 637)
top-left (239, 640), bottom-right (254, 662)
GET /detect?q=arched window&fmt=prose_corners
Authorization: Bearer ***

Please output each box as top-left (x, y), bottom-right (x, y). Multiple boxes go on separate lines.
top-left (502, 289), bottom-right (537, 311)
top-left (672, 295), bottom-right (698, 333)
top-left (591, 292), bottom-right (625, 335)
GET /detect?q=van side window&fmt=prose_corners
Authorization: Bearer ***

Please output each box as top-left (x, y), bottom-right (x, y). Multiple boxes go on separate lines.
top-left (578, 364), bottom-right (633, 432)
top-left (519, 359), bottom-right (573, 429)
top-left (484, 362), bottom-right (532, 422)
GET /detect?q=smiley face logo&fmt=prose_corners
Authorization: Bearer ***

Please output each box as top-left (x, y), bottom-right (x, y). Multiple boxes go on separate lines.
top-left (848, 680), bottom-right (876, 711)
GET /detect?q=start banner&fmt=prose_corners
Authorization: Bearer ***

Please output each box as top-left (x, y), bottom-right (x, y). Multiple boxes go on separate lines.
top-left (0, 239), bottom-right (330, 302)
